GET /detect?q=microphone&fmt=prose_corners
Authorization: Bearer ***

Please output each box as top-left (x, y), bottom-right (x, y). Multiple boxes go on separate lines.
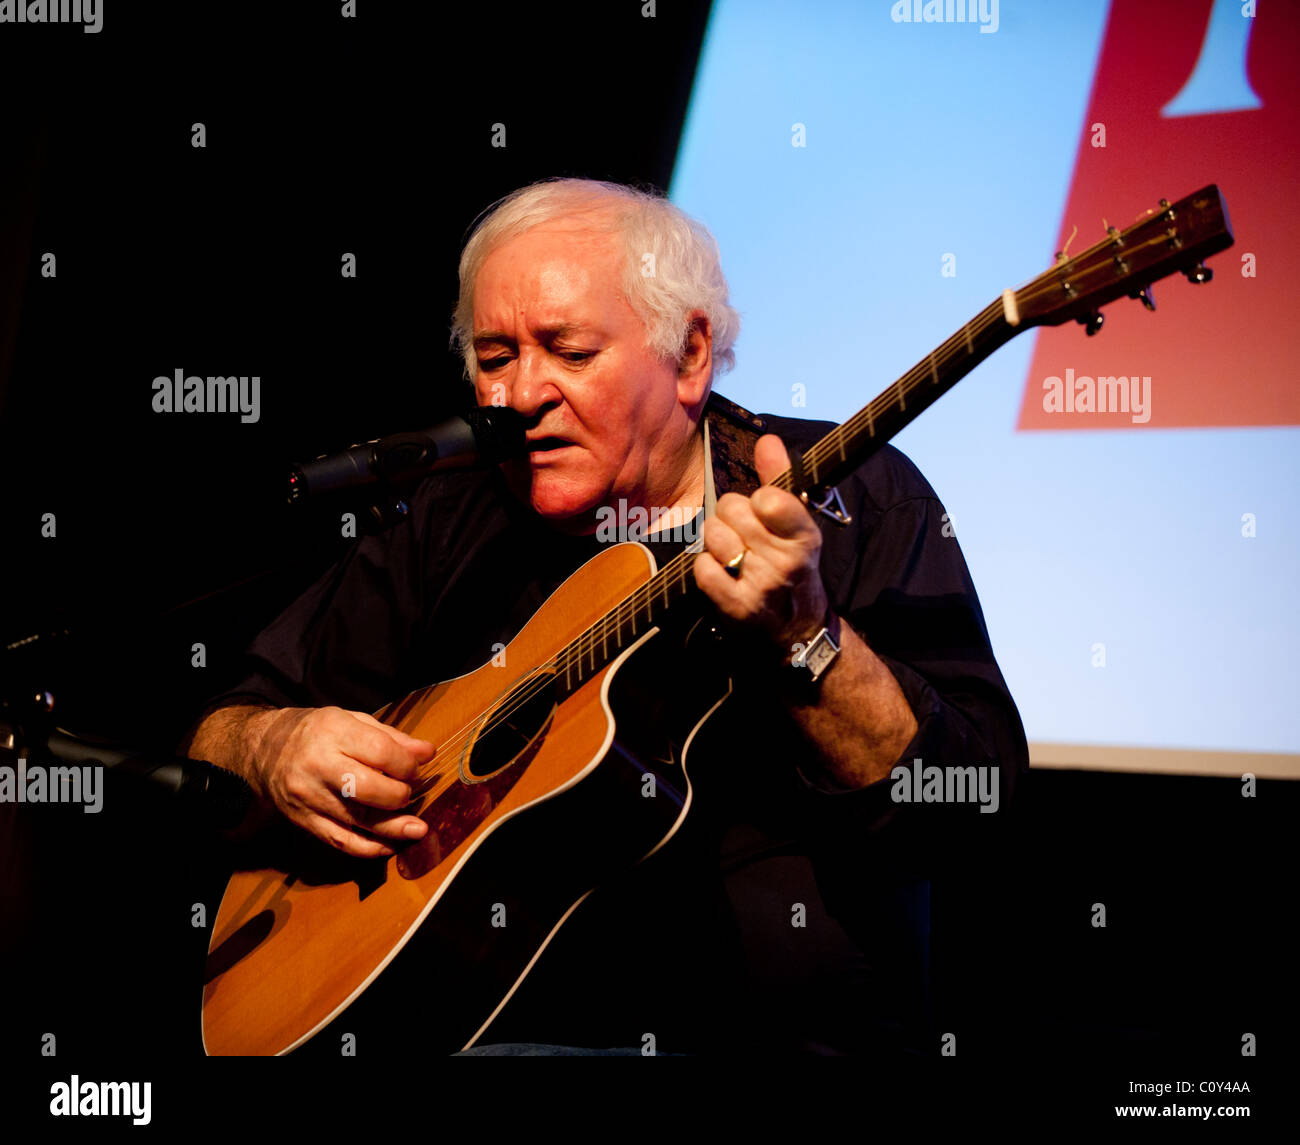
top-left (287, 407), bottom-right (527, 503)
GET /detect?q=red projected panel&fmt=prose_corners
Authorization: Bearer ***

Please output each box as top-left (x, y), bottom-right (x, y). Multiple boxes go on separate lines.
top-left (1018, 0), bottom-right (1299, 431)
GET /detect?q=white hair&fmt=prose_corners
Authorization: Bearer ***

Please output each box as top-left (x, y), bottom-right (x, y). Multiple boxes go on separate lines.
top-left (450, 177), bottom-right (740, 382)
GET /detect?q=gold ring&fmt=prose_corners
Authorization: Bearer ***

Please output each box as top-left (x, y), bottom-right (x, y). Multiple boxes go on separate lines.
top-left (724, 548), bottom-right (748, 578)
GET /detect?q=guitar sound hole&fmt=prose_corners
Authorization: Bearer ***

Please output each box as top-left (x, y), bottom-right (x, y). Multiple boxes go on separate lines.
top-left (463, 671), bottom-right (557, 781)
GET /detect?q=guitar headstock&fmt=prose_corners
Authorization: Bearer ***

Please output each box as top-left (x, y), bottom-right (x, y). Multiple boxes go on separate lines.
top-left (1014, 185), bottom-right (1233, 333)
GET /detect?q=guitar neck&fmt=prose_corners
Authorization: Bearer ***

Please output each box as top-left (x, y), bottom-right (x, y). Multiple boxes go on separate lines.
top-left (553, 182), bottom-right (1234, 696)
top-left (772, 297), bottom-right (1018, 497)
top-left (552, 298), bottom-right (1021, 697)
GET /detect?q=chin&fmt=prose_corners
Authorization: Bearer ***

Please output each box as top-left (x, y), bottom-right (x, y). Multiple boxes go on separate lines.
top-left (504, 463), bottom-right (604, 527)
top-left (528, 482), bottom-right (603, 524)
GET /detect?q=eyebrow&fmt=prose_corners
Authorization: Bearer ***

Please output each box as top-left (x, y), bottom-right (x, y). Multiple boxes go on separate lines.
top-left (473, 323), bottom-right (593, 350)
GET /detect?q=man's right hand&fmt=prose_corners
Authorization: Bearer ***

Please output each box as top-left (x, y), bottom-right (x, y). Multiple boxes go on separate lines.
top-left (189, 704), bottom-right (434, 858)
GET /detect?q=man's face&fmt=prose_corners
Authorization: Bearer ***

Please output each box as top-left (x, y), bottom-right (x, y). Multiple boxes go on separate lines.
top-left (471, 217), bottom-right (701, 527)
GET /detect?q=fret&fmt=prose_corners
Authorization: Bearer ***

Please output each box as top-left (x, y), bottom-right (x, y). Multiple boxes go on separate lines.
top-left (558, 565), bottom-right (696, 693)
top-left (929, 352), bottom-right (938, 385)
top-left (896, 375), bottom-right (906, 412)
top-left (963, 322), bottom-right (974, 354)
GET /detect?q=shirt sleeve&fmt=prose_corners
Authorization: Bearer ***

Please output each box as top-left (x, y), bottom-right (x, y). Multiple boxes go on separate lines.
top-left (189, 466), bottom-right (521, 734)
top-left (795, 470), bottom-right (1030, 900)
top-left (194, 503), bottom-right (431, 724)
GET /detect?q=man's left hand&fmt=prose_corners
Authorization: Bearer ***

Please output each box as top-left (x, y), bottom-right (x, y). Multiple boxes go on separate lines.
top-left (694, 434), bottom-right (830, 657)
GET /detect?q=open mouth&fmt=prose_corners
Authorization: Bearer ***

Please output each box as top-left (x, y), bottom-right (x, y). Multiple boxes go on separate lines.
top-left (527, 437), bottom-right (574, 453)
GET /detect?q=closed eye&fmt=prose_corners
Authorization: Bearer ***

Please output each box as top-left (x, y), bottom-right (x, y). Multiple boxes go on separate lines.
top-left (477, 348), bottom-right (595, 370)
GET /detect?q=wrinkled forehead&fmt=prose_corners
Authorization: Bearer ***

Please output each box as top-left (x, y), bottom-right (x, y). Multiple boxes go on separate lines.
top-left (473, 218), bottom-right (631, 327)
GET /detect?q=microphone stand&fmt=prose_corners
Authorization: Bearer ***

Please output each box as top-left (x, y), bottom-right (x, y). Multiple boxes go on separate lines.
top-left (2, 598), bottom-right (264, 834)
top-left (0, 676), bottom-right (254, 831)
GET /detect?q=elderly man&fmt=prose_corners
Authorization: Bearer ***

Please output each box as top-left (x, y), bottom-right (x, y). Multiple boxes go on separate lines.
top-left (189, 177), bottom-right (1028, 1056)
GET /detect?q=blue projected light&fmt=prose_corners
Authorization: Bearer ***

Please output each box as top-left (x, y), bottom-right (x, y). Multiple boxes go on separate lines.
top-left (671, 0), bottom-right (1299, 759)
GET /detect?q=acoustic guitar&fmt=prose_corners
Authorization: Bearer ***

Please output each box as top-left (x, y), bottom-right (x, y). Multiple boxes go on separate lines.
top-left (202, 186), bottom-right (1233, 1055)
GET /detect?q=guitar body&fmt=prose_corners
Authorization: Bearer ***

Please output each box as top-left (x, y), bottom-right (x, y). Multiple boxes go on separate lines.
top-left (201, 541), bottom-right (731, 1056)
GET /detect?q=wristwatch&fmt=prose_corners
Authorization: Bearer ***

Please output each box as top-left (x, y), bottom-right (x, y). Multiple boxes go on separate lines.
top-left (787, 608), bottom-right (842, 688)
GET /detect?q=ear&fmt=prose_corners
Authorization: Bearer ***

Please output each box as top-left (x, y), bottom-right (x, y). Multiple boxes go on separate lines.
top-left (675, 310), bottom-right (713, 414)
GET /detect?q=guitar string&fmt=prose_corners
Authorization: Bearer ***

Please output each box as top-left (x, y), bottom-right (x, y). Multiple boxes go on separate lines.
top-left (397, 227), bottom-right (1192, 799)
top-left (400, 526), bottom-right (702, 787)
top-left (400, 570), bottom-right (671, 799)
top-left (400, 557), bottom-right (698, 802)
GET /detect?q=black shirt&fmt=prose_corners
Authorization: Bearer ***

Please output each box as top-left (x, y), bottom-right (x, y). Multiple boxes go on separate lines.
top-left (205, 412), bottom-right (1030, 1054)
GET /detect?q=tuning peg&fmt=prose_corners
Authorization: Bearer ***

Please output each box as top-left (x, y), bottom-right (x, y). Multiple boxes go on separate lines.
top-left (1129, 285), bottom-right (1156, 311)
top-left (1184, 263), bottom-right (1213, 284)
top-left (1077, 310), bottom-right (1105, 336)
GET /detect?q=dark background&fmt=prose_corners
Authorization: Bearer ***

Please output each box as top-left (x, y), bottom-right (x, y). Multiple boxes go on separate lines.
top-left (0, 0), bottom-right (1290, 1128)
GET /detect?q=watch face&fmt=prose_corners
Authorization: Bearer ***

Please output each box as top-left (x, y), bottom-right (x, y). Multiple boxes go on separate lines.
top-left (807, 641), bottom-right (836, 679)
top-left (794, 627), bottom-right (839, 683)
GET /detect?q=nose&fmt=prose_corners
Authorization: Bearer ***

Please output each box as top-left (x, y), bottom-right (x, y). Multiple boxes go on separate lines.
top-left (502, 346), bottom-right (562, 422)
